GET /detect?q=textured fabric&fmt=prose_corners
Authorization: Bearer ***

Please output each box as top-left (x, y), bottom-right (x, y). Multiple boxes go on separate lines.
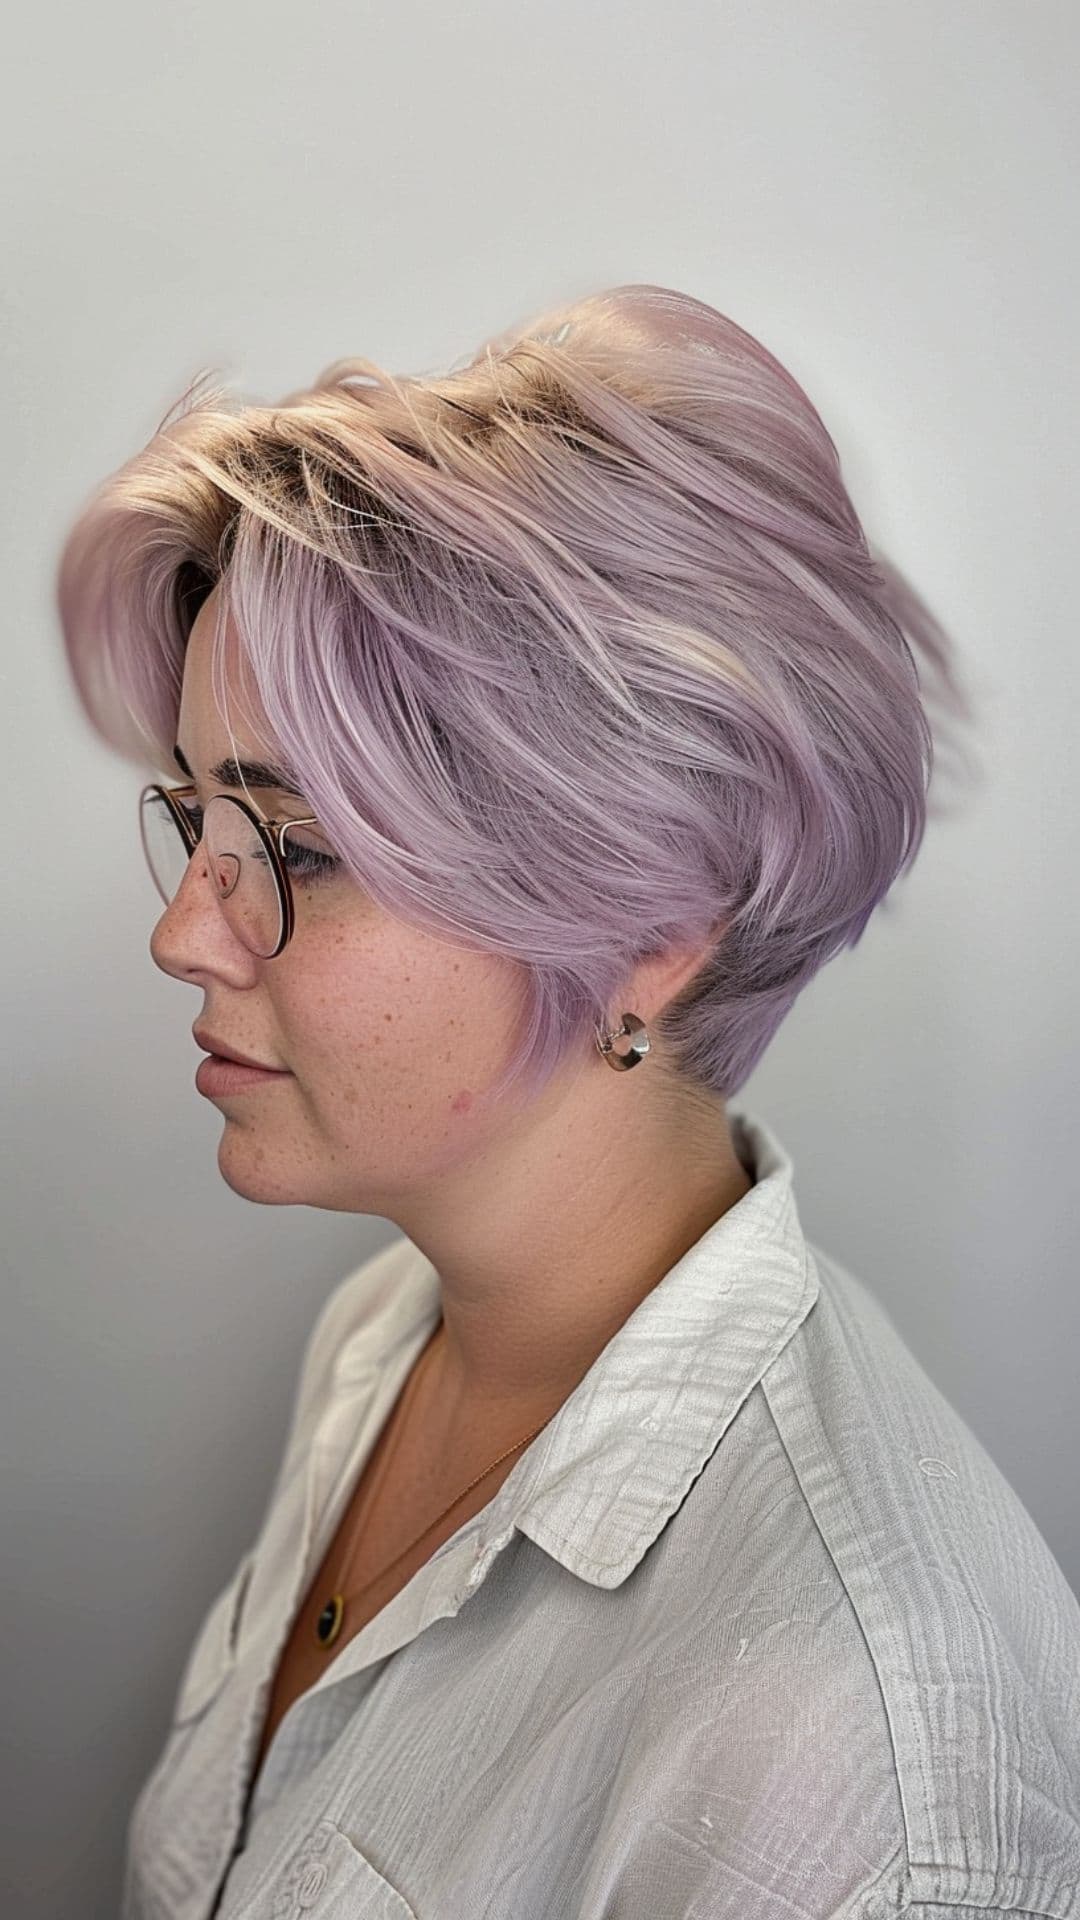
top-left (120, 1108), bottom-right (1080, 1920)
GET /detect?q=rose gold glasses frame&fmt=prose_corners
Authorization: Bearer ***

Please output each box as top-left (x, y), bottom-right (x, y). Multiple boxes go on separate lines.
top-left (139, 781), bottom-right (322, 958)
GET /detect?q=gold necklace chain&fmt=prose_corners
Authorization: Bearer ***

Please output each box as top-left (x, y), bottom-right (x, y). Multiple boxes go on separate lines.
top-left (314, 1323), bottom-right (552, 1650)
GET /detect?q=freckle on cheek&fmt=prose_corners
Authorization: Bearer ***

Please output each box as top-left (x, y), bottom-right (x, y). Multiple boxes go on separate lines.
top-left (450, 1089), bottom-right (474, 1114)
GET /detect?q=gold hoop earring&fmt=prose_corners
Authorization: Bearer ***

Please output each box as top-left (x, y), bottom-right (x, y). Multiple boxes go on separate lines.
top-left (594, 1012), bottom-right (650, 1071)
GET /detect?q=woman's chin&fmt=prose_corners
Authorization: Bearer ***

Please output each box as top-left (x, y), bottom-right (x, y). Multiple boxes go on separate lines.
top-left (214, 1133), bottom-right (303, 1206)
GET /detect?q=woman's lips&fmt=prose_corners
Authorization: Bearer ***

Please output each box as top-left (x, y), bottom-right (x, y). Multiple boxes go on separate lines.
top-left (195, 1054), bottom-right (291, 1097)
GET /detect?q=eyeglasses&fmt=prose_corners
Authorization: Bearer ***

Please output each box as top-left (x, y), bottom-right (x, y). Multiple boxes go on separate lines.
top-left (139, 782), bottom-right (332, 958)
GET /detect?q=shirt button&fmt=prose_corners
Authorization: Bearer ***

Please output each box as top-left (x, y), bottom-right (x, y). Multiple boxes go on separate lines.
top-left (298, 1862), bottom-right (327, 1905)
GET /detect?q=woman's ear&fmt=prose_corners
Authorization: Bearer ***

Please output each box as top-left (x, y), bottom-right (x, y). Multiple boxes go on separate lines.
top-left (620, 917), bottom-right (727, 1028)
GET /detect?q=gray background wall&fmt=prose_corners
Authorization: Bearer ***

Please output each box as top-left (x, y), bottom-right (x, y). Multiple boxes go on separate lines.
top-left (3, 3), bottom-right (1077, 1914)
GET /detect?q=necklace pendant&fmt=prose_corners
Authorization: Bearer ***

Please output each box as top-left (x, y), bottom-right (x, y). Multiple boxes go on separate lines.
top-left (316, 1593), bottom-right (345, 1648)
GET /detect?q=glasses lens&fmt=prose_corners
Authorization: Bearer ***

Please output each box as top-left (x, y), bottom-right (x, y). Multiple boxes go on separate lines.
top-left (140, 789), bottom-right (285, 957)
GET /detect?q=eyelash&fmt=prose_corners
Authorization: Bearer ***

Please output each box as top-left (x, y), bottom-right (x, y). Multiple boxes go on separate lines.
top-left (183, 804), bottom-right (339, 883)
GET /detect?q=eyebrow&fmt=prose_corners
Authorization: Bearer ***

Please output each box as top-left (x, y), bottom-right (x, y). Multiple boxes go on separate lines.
top-left (173, 743), bottom-right (308, 800)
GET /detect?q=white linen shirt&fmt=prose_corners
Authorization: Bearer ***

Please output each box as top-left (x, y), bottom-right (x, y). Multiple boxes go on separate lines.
top-left (121, 1108), bottom-right (1080, 1920)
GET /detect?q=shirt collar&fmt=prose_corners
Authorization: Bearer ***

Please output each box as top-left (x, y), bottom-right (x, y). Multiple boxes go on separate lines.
top-left (331, 1107), bottom-right (819, 1592)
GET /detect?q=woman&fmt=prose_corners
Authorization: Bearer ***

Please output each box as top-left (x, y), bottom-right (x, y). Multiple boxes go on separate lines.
top-left (55, 284), bottom-right (1080, 1919)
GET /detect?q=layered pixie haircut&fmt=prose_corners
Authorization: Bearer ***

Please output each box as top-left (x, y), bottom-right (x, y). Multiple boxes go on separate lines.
top-left (56, 282), bottom-right (975, 1116)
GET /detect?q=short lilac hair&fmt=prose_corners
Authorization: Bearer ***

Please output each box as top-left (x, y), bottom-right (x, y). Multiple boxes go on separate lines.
top-left (55, 282), bottom-right (977, 1115)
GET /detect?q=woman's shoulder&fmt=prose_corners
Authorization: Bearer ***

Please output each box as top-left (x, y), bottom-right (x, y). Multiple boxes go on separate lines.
top-left (745, 1239), bottom-right (1080, 1912)
top-left (624, 1237), bottom-right (1079, 1912)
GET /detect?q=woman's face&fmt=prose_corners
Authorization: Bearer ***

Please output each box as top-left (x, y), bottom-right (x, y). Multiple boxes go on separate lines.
top-left (150, 587), bottom-right (536, 1214)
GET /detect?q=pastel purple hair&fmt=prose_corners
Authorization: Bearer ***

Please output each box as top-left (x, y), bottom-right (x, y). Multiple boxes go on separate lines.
top-left (55, 282), bottom-right (978, 1117)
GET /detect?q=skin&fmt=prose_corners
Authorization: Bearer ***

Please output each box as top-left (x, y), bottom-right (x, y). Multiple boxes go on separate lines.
top-left (151, 584), bottom-right (754, 1461)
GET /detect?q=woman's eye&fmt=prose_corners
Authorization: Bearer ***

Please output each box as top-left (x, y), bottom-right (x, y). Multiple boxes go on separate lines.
top-left (283, 842), bottom-right (339, 881)
top-left (180, 801), bottom-right (338, 883)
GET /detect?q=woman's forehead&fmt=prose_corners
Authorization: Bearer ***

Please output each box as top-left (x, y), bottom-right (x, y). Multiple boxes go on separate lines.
top-left (180, 591), bottom-right (281, 770)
